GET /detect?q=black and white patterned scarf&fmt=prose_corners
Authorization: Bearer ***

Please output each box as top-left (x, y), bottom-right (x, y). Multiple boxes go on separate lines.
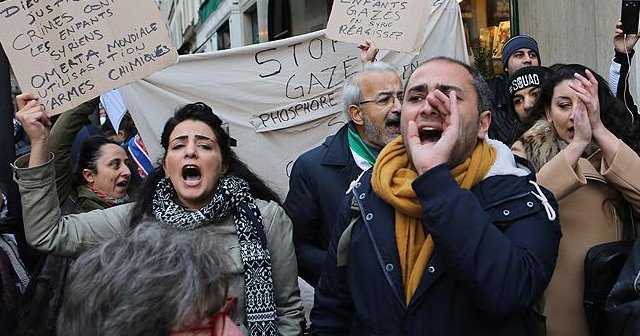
top-left (152, 175), bottom-right (278, 335)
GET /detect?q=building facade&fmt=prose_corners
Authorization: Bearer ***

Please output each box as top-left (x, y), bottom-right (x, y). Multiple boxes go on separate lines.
top-left (157, 0), bottom-right (333, 54)
top-left (155, 0), bottom-right (640, 90)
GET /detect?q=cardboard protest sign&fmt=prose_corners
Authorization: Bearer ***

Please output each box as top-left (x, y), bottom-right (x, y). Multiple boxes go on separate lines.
top-left (325, 0), bottom-right (433, 54)
top-left (0, 0), bottom-right (178, 115)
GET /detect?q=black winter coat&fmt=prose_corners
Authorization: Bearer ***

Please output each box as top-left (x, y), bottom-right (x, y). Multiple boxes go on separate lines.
top-left (487, 75), bottom-right (521, 146)
top-left (284, 124), bottom-right (362, 286)
top-left (312, 159), bottom-right (561, 336)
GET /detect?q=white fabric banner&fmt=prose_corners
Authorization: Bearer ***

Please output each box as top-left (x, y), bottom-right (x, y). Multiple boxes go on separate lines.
top-left (120, 0), bottom-right (468, 197)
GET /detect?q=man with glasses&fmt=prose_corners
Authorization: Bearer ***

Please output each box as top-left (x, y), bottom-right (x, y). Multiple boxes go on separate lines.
top-left (285, 57), bottom-right (403, 287)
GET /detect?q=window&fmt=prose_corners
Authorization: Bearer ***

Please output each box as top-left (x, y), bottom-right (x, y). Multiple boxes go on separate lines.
top-left (460, 0), bottom-right (514, 76)
top-left (268, 0), bottom-right (291, 41)
top-left (217, 21), bottom-right (231, 50)
top-left (245, 5), bottom-right (259, 45)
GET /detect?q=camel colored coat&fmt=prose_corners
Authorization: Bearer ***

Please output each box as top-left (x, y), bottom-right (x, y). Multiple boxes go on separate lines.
top-left (512, 120), bottom-right (640, 336)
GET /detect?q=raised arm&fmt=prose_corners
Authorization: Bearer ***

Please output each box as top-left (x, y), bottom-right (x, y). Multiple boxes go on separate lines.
top-left (12, 154), bottom-right (131, 257)
top-left (610, 21), bottom-right (638, 114)
top-left (14, 94), bottom-right (129, 257)
top-left (50, 98), bottom-right (100, 201)
top-left (14, 93), bottom-right (51, 168)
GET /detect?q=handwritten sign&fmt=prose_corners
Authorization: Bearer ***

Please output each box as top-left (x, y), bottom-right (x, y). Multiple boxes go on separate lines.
top-left (0, 0), bottom-right (178, 114)
top-left (117, 0), bottom-right (470, 198)
top-left (250, 37), bottom-right (359, 132)
top-left (325, 0), bottom-right (433, 54)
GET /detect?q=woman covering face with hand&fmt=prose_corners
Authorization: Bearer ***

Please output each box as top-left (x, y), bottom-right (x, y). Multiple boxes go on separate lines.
top-left (13, 101), bottom-right (304, 336)
top-left (511, 64), bottom-right (640, 336)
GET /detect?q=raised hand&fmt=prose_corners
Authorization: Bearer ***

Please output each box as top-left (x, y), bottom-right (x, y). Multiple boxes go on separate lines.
top-left (567, 69), bottom-right (620, 165)
top-left (572, 101), bottom-right (592, 146)
top-left (568, 70), bottom-right (602, 132)
top-left (406, 90), bottom-right (461, 175)
top-left (561, 100), bottom-right (592, 170)
top-left (357, 40), bottom-right (379, 64)
top-left (15, 92), bottom-right (51, 144)
top-left (614, 21), bottom-right (639, 54)
top-left (15, 92), bottom-right (51, 167)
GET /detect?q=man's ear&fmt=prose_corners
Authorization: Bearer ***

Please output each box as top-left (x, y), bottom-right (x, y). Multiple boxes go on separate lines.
top-left (348, 105), bottom-right (364, 126)
top-left (477, 110), bottom-right (491, 139)
top-left (83, 169), bottom-right (95, 185)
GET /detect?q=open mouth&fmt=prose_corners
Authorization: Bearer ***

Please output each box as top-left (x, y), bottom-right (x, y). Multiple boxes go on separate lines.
top-left (182, 165), bottom-right (202, 183)
top-left (385, 118), bottom-right (400, 128)
top-left (115, 180), bottom-right (128, 188)
top-left (418, 127), bottom-right (443, 143)
top-left (385, 119), bottom-right (401, 136)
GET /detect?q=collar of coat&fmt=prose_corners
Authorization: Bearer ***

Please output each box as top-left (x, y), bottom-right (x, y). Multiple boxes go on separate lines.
top-left (485, 138), bottom-right (531, 178)
top-left (517, 119), bottom-right (599, 171)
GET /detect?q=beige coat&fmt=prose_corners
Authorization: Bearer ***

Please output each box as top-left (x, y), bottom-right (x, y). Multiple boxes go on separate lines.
top-left (512, 121), bottom-right (640, 336)
top-left (13, 154), bottom-right (304, 336)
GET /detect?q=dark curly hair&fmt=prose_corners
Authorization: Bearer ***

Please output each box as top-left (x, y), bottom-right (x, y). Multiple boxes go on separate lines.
top-left (518, 63), bottom-right (640, 153)
top-left (129, 102), bottom-right (280, 226)
top-left (74, 135), bottom-right (123, 187)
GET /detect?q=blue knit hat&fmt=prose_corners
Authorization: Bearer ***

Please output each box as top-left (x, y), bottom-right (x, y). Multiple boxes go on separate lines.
top-left (501, 35), bottom-right (540, 70)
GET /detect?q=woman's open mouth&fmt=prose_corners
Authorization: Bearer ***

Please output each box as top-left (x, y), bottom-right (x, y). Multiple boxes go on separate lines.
top-left (182, 165), bottom-right (202, 186)
top-left (115, 180), bottom-right (128, 189)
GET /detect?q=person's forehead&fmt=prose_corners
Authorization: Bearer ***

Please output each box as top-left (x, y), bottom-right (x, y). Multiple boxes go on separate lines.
top-left (360, 71), bottom-right (401, 91)
top-left (98, 144), bottom-right (128, 161)
top-left (170, 120), bottom-right (216, 139)
top-left (513, 85), bottom-right (540, 97)
top-left (408, 61), bottom-right (473, 91)
top-left (551, 80), bottom-right (577, 97)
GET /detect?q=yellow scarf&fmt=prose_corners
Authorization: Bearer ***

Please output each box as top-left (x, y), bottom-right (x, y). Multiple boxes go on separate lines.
top-left (371, 136), bottom-right (496, 304)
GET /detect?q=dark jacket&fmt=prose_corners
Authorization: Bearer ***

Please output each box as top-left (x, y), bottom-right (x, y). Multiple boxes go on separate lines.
top-left (610, 49), bottom-right (638, 115)
top-left (50, 99), bottom-right (99, 205)
top-left (0, 239), bottom-right (22, 334)
top-left (312, 156), bottom-right (561, 336)
top-left (284, 123), bottom-right (362, 286)
top-left (488, 75), bottom-right (521, 146)
top-left (60, 185), bottom-right (111, 215)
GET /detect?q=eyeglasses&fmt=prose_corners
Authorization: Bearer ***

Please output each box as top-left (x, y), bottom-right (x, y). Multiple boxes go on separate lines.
top-left (169, 297), bottom-right (238, 336)
top-left (359, 92), bottom-right (404, 106)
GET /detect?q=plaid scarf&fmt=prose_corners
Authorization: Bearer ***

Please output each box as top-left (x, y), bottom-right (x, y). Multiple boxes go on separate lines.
top-left (152, 175), bottom-right (278, 335)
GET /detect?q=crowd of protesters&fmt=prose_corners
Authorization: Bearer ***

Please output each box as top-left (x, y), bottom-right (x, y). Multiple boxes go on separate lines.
top-left (1, 21), bottom-right (640, 336)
